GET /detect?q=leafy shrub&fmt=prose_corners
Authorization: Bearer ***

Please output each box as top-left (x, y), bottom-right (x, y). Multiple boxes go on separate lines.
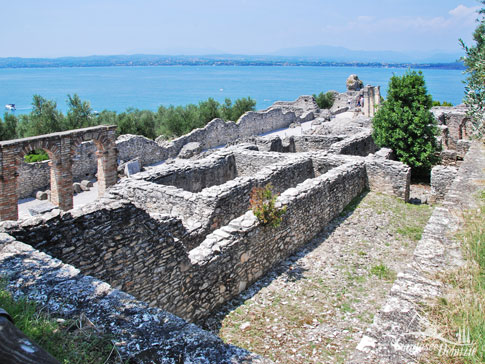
top-left (24, 149), bottom-right (49, 163)
top-left (372, 70), bottom-right (439, 173)
top-left (312, 91), bottom-right (335, 109)
top-left (249, 183), bottom-right (287, 228)
top-left (432, 100), bottom-right (453, 107)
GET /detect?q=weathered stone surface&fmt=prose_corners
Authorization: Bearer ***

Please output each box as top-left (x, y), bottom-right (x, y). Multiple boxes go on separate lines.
top-left (36, 190), bottom-right (49, 200)
top-left (124, 159), bottom-right (141, 177)
top-left (80, 180), bottom-right (93, 191)
top-left (0, 237), bottom-right (270, 364)
top-left (28, 203), bottom-right (55, 216)
top-left (177, 142), bottom-right (202, 159)
top-left (432, 105), bottom-right (472, 154)
top-left (116, 134), bottom-right (166, 166)
top-left (365, 156), bottom-right (411, 202)
top-left (73, 183), bottom-right (82, 194)
top-left (430, 165), bottom-right (458, 202)
top-left (346, 74), bottom-right (364, 91)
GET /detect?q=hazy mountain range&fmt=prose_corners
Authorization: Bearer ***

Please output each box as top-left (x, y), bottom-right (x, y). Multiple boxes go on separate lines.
top-left (0, 45), bottom-right (464, 69)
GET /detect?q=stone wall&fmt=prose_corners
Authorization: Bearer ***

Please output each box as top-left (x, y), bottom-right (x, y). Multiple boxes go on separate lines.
top-left (2, 155), bottom-right (367, 323)
top-left (111, 150), bottom-right (319, 250)
top-left (155, 96), bottom-right (319, 159)
top-left (430, 165), bottom-right (458, 203)
top-left (365, 155), bottom-right (411, 202)
top-left (0, 234), bottom-right (269, 364)
top-left (328, 130), bottom-right (377, 156)
top-left (291, 135), bottom-right (346, 153)
top-left (432, 105), bottom-right (472, 153)
top-left (116, 134), bottom-right (167, 166)
top-left (133, 151), bottom-right (238, 193)
top-left (2, 198), bottom-right (188, 307)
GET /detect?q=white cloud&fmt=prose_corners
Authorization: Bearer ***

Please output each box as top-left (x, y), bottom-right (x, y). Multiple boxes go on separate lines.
top-left (449, 4), bottom-right (479, 18)
top-left (356, 16), bottom-right (375, 23)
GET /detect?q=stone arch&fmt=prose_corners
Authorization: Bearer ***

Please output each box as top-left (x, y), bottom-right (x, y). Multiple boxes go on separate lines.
top-left (0, 125), bottom-right (118, 221)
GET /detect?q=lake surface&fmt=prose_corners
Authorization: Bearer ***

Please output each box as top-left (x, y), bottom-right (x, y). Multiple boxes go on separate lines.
top-left (0, 66), bottom-right (466, 114)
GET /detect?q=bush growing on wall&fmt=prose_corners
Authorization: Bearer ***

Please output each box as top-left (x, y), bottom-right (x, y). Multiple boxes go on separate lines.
top-left (312, 91), bottom-right (335, 109)
top-left (249, 184), bottom-right (287, 228)
top-left (372, 70), bottom-right (439, 173)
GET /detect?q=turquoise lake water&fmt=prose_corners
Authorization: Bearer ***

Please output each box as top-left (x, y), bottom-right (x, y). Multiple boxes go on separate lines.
top-left (0, 66), bottom-right (466, 114)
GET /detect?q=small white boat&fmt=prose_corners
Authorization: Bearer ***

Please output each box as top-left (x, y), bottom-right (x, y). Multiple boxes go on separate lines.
top-left (5, 104), bottom-right (16, 111)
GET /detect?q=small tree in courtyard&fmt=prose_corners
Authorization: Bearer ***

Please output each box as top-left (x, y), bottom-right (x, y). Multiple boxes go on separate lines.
top-left (372, 70), bottom-right (439, 173)
top-left (460, 1), bottom-right (485, 138)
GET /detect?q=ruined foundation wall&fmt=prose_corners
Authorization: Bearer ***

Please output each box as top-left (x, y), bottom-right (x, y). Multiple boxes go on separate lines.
top-left (291, 135), bottom-right (345, 153)
top-left (0, 235), bottom-right (265, 364)
top-left (112, 152), bottom-right (317, 250)
top-left (2, 198), bottom-right (188, 308)
top-left (184, 161), bottom-right (367, 321)
top-left (2, 159), bottom-right (367, 323)
top-left (365, 157), bottom-right (411, 202)
top-left (133, 152), bottom-right (238, 193)
top-left (328, 130), bottom-right (377, 156)
top-left (155, 96), bottom-right (318, 159)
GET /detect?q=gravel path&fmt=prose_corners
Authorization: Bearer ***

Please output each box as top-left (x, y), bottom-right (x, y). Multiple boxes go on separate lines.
top-left (203, 191), bottom-right (433, 364)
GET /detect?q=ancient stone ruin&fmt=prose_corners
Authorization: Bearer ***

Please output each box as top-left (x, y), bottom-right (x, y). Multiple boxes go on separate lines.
top-left (0, 81), bottom-right (479, 363)
top-left (0, 125), bottom-right (117, 220)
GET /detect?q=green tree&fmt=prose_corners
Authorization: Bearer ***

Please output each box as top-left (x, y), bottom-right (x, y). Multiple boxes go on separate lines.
top-left (230, 97), bottom-right (256, 121)
top-left (460, 1), bottom-right (485, 138)
top-left (313, 91), bottom-right (335, 109)
top-left (372, 70), bottom-right (439, 172)
top-left (0, 113), bottom-right (18, 141)
top-left (66, 94), bottom-right (95, 130)
top-left (22, 95), bottom-right (64, 137)
top-left (198, 97), bottom-right (221, 124)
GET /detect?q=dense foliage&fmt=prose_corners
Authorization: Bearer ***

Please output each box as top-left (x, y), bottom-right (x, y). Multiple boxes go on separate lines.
top-left (312, 91), bottom-right (335, 109)
top-left (372, 70), bottom-right (439, 172)
top-left (460, 1), bottom-right (485, 138)
top-left (0, 94), bottom-right (256, 142)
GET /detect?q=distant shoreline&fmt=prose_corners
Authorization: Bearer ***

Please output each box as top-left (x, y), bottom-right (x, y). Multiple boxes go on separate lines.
top-left (0, 55), bottom-right (465, 71)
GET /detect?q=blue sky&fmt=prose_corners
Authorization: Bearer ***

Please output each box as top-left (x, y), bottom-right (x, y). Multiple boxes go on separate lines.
top-left (0, 0), bottom-right (481, 57)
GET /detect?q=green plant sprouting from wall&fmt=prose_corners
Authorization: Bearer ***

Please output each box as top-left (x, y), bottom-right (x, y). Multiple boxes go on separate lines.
top-left (249, 183), bottom-right (287, 228)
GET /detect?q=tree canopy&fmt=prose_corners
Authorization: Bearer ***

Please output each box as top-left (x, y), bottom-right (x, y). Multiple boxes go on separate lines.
top-left (372, 70), bottom-right (439, 172)
top-left (460, 0), bottom-right (485, 138)
top-left (0, 94), bottom-right (256, 142)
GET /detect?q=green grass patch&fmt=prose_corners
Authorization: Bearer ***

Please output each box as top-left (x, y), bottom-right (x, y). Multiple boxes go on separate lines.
top-left (370, 263), bottom-right (395, 280)
top-left (0, 281), bottom-right (121, 364)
